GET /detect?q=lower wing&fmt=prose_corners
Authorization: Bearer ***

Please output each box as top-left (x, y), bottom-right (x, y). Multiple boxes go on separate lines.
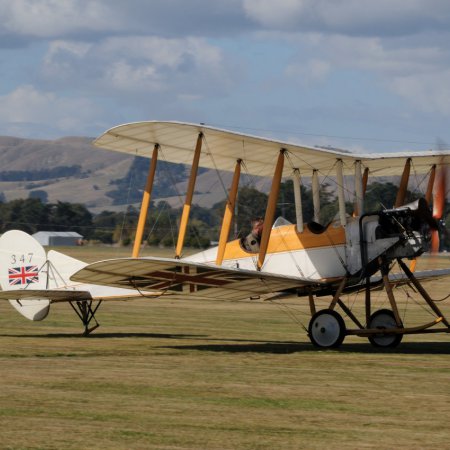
top-left (70, 256), bottom-right (326, 301)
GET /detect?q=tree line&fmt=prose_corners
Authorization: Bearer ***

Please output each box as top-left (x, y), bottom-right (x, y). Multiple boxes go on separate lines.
top-left (0, 181), bottom-right (448, 249)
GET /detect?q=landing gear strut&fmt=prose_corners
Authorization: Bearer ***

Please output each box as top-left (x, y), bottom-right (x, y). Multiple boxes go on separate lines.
top-left (306, 257), bottom-right (449, 349)
top-left (69, 300), bottom-right (102, 336)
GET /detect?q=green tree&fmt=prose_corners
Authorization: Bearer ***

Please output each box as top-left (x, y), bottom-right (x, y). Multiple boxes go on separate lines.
top-left (112, 206), bottom-right (139, 246)
top-left (29, 190), bottom-right (48, 203)
top-left (48, 201), bottom-right (93, 237)
top-left (91, 210), bottom-right (121, 243)
top-left (0, 198), bottom-right (49, 234)
top-left (364, 182), bottom-right (419, 212)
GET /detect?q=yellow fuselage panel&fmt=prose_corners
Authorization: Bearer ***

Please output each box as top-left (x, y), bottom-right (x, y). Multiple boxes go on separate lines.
top-left (223, 224), bottom-right (346, 261)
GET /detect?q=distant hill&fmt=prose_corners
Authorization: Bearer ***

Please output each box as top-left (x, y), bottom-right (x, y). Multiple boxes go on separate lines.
top-left (0, 136), bottom-right (134, 210)
top-left (0, 135), bottom-right (262, 212)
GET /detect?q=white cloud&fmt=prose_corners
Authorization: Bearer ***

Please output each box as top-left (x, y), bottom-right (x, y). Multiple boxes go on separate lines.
top-left (41, 36), bottom-right (234, 97)
top-left (0, 0), bottom-right (118, 38)
top-left (317, 34), bottom-right (446, 76)
top-left (243, 0), bottom-right (450, 36)
top-left (0, 0), bottom-right (250, 46)
top-left (390, 71), bottom-right (450, 115)
top-left (1, 0), bottom-right (450, 142)
top-left (0, 85), bottom-right (103, 136)
top-left (243, 0), bottom-right (306, 28)
top-left (42, 40), bottom-right (91, 79)
top-left (281, 32), bottom-right (450, 115)
top-left (285, 58), bottom-right (330, 84)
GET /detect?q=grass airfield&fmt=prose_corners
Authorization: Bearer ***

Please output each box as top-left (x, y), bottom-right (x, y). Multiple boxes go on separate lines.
top-left (1, 247), bottom-right (450, 449)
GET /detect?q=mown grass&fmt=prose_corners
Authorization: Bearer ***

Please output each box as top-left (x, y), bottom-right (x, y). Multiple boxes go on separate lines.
top-left (0, 248), bottom-right (449, 449)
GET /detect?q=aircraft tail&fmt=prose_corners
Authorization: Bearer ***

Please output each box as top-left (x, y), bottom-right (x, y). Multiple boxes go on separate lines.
top-left (0, 230), bottom-right (86, 321)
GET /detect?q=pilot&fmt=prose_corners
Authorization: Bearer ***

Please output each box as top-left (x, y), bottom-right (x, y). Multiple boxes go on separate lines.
top-left (243, 217), bottom-right (264, 252)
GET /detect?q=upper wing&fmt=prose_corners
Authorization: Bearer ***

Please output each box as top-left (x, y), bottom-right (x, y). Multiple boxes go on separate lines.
top-left (71, 256), bottom-right (325, 301)
top-left (94, 121), bottom-right (449, 177)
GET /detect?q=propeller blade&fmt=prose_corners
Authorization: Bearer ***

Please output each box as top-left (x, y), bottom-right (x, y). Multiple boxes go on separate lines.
top-left (431, 158), bottom-right (447, 254)
top-left (432, 165), bottom-right (446, 220)
top-left (431, 229), bottom-right (440, 253)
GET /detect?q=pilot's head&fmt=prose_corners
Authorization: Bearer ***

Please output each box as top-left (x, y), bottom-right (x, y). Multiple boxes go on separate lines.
top-left (251, 217), bottom-right (264, 236)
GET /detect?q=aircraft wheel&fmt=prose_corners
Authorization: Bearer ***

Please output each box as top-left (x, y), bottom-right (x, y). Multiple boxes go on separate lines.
top-left (308, 309), bottom-right (346, 348)
top-left (368, 309), bottom-right (403, 348)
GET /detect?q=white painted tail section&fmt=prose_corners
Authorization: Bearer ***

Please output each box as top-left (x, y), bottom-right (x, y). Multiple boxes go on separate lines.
top-left (0, 230), bottom-right (50, 320)
top-left (0, 231), bottom-right (86, 321)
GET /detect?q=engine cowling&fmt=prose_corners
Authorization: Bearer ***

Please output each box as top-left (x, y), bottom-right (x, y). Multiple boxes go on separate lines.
top-left (345, 198), bottom-right (436, 277)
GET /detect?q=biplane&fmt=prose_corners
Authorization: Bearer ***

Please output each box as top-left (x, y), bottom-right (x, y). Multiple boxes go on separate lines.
top-left (1, 121), bottom-right (450, 348)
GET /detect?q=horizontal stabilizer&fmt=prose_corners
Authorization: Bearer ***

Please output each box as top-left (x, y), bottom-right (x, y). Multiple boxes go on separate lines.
top-left (0, 289), bottom-right (92, 302)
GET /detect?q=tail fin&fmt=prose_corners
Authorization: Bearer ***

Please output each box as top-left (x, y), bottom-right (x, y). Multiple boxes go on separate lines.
top-left (0, 230), bottom-right (51, 320)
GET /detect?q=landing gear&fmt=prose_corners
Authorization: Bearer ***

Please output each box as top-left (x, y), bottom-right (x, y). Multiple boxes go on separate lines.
top-left (304, 256), bottom-right (450, 349)
top-left (69, 300), bottom-right (102, 336)
top-left (367, 309), bottom-right (403, 348)
top-left (308, 309), bottom-right (346, 348)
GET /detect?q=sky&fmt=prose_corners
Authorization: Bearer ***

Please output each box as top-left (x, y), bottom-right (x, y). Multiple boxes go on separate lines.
top-left (1, 0), bottom-right (450, 153)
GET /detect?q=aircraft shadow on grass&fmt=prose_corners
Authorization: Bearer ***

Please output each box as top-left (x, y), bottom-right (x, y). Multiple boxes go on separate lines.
top-left (0, 332), bottom-right (208, 340)
top-left (1, 331), bottom-right (449, 354)
top-left (163, 340), bottom-right (450, 355)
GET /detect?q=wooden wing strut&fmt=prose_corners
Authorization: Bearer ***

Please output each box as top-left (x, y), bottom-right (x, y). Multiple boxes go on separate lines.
top-left (132, 144), bottom-right (159, 258)
top-left (216, 159), bottom-right (241, 265)
top-left (175, 133), bottom-right (203, 258)
top-left (257, 149), bottom-right (285, 270)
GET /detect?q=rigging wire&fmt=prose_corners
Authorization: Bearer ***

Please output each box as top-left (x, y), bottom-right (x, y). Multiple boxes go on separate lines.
top-left (144, 199), bottom-right (170, 245)
top-left (117, 155), bottom-right (136, 254)
top-left (202, 135), bottom-right (229, 200)
top-left (410, 160), bottom-right (430, 199)
top-left (159, 148), bottom-right (185, 208)
top-left (268, 299), bottom-right (309, 333)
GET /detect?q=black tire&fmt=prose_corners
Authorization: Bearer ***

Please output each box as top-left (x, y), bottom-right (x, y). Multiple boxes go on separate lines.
top-left (308, 309), bottom-right (346, 349)
top-left (368, 309), bottom-right (403, 348)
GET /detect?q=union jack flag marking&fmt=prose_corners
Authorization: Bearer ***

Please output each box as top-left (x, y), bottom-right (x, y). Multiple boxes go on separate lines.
top-left (8, 266), bottom-right (39, 286)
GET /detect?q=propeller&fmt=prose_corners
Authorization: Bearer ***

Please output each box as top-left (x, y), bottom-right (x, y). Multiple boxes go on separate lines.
top-left (431, 159), bottom-right (447, 253)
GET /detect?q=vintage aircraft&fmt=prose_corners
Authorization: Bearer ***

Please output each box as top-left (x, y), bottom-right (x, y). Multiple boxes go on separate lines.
top-left (1, 121), bottom-right (450, 348)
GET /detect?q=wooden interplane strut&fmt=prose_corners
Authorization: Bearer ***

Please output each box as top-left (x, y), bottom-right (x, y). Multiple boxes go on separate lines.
top-left (216, 159), bottom-right (241, 265)
top-left (336, 159), bottom-right (346, 226)
top-left (257, 149), bottom-right (285, 270)
top-left (395, 158), bottom-right (411, 207)
top-left (354, 160), bottom-right (363, 216)
top-left (175, 133), bottom-right (203, 258)
top-left (362, 167), bottom-right (369, 196)
top-left (292, 169), bottom-right (303, 232)
top-left (132, 144), bottom-right (159, 258)
top-left (312, 170), bottom-right (320, 222)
